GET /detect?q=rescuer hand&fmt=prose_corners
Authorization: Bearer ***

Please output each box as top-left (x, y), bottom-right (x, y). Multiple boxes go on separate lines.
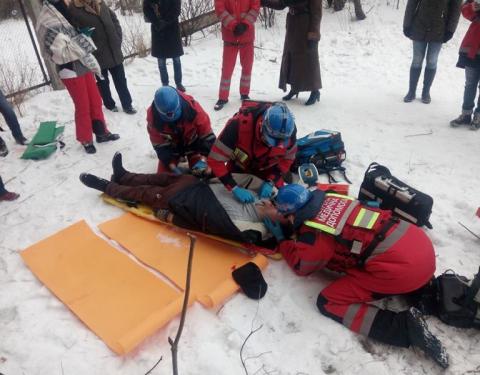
top-left (191, 160), bottom-right (208, 176)
top-left (263, 217), bottom-right (285, 241)
top-left (232, 186), bottom-right (256, 203)
top-left (259, 181), bottom-right (274, 199)
top-left (169, 163), bottom-right (183, 175)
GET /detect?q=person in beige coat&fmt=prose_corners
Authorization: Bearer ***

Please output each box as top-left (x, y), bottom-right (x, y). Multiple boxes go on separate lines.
top-left (261, 0), bottom-right (322, 105)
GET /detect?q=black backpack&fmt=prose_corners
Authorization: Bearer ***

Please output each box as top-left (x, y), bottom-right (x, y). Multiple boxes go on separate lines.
top-left (435, 269), bottom-right (480, 329)
top-left (358, 162), bottom-right (434, 229)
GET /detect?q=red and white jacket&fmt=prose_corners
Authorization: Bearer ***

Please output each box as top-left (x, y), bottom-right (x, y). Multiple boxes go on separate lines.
top-left (214, 0), bottom-right (260, 44)
top-left (278, 193), bottom-right (435, 285)
top-left (207, 103), bottom-right (297, 190)
top-left (147, 91), bottom-right (215, 167)
top-left (459, 2), bottom-right (480, 60)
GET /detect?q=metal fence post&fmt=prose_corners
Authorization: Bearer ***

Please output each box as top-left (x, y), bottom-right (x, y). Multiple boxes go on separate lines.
top-left (23, 0), bottom-right (64, 90)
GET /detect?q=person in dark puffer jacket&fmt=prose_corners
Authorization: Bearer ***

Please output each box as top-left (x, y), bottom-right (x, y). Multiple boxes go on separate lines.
top-left (68, 0), bottom-right (136, 114)
top-left (403, 0), bottom-right (461, 104)
top-left (450, 0), bottom-right (480, 130)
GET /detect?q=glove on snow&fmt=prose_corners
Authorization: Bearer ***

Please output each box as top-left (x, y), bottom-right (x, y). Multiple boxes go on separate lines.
top-left (232, 262), bottom-right (268, 299)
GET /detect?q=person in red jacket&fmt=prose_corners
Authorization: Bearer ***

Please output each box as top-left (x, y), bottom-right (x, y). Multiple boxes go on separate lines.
top-left (214, 0), bottom-right (260, 111)
top-left (207, 101), bottom-right (297, 203)
top-left (450, 0), bottom-right (480, 130)
top-left (147, 86), bottom-right (216, 174)
top-left (262, 184), bottom-right (449, 369)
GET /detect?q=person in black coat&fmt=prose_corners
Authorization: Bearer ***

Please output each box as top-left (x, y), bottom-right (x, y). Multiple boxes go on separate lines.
top-left (143, 0), bottom-right (185, 92)
top-left (68, 0), bottom-right (136, 114)
top-left (403, 0), bottom-right (461, 104)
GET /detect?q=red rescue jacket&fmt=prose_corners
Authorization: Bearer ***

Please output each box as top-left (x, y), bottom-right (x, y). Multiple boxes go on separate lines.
top-left (278, 193), bottom-right (435, 283)
top-left (459, 2), bottom-right (480, 60)
top-left (207, 103), bottom-right (297, 190)
top-left (214, 0), bottom-right (260, 44)
top-left (147, 91), bottom-right (215, 166)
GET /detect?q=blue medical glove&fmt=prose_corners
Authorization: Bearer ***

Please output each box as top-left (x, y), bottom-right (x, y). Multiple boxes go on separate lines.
top-left (263, 217), bottom-right (285, 242)
top-left (232, 186), bottom-right (255, 203)
top-left (192, 160), bottom-right (207, 176)
top-left (259, 181), bottom-right (274, 199)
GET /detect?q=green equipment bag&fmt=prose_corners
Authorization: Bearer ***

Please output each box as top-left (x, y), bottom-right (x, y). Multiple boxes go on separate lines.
top-left (21, 121), bottom-right (65, 160)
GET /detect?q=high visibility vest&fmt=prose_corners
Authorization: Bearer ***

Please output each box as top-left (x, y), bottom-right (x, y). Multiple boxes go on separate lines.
top-left (305, 193), bottom-right (380, 236)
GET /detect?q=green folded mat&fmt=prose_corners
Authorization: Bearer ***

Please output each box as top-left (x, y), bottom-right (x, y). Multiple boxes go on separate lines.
top-left (21, 121), bottom-right (65, 160)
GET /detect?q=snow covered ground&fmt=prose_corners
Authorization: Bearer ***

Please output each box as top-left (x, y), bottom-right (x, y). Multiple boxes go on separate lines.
top-left (1, 0), bottom-right (480, 374)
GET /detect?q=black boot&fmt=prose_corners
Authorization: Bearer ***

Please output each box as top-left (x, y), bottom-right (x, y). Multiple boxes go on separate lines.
top-left (406, 307), bottom-right (449, 369)
top-left (79, 173), bottom-right (109, 192)
top-left (305, 90), bottom-right (320, 106)
top-left (214, 99), bottom-right (228, 111)
top-left (0, 136), bottom-right (8, 157)
top-left (282, 90), bottom-right (299, 101)
top-left (333, 0), bottom-right (345, 11)
top-left (112, 152), bottom-right (128, 182)
top-left (450, 113), bottom-right (472, 127)
top-left (404, 67), bottom-right (422, 103)
top-left (92, 120), bottom-right (120, 143)
top-left (241, 94), bottom-right (250, 100)
top-left (82, 142), bottom-right (97, 154)
top-left (353, 0), bottom-right (366, 20)
top-left (368, 307), bottom-right (448, 368)
top-left (421, 68), bottom-right (436, 104)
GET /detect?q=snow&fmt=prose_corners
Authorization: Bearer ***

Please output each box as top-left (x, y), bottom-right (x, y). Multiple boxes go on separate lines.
top-left (1, 0), bottom-right (480, 374)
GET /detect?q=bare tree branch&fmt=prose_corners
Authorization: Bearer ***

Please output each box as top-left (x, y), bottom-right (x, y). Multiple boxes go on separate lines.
top-left (145, 356), bottom-right (163, 375)
top-left (168, 233), bottom-right (196, 375)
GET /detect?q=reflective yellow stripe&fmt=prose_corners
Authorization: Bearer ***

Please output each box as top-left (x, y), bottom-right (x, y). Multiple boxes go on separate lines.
top-left (304, 220), bottom-right (337, 234)
top-left (353, 208), bottom-right (366, 227)
top-left (353, 208), bottom-right (380, 229)
top-left (366, 212), bottom-right (380, 229)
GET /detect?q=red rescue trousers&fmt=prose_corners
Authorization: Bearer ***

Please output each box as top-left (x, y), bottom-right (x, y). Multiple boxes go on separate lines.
top-left (219, 42), bottom-right (254, 100)
top-left (317, 224), bottom-right (435, 337)
top-left (62, 72), bottom-right (107, 144)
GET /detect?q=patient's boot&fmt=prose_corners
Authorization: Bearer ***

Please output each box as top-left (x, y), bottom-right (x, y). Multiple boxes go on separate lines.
top-left (80, 173), bottom-right (110, 193)
top-left (112, 152), bottom-right (128, 182)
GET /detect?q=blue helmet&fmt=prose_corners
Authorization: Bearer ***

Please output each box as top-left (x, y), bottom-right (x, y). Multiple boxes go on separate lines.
top-left (275, 184), bottom-right (311, 214)
top-left (261, 103), bottom-right (295, 147)
top-left (154, 86), bottom-right (182, 122)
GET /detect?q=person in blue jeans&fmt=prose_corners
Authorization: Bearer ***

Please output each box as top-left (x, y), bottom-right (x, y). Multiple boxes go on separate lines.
top-left (0, 89), bottom-right (28, 157)
top-left (143, 0), bottom-right (185, 92)
top-left (450, 0), bottom-right (480, 130)
top-left (403, 0), bottom-right (461, 104)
